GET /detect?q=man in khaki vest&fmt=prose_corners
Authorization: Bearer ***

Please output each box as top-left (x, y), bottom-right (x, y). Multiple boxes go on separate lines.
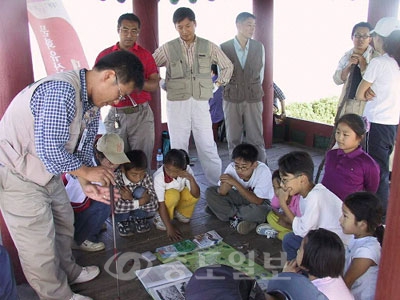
top-left (221, 12), bottom-right (267, 163)
top-left (153, 7), bottom-right (233, 186)
top-left (0, 51), bottom-right (144, 300)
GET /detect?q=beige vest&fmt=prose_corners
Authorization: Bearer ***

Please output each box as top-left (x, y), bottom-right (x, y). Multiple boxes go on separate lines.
top-left (0, 70), bottom-right (83, 186)
top-left (221, 39), bottom-right (264, 103)
top-left (165, 37), bottom-right (213, 101)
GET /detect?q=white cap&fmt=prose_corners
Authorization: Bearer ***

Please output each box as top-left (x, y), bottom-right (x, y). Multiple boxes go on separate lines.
top-left (370, 17), bottom-right (400, 37)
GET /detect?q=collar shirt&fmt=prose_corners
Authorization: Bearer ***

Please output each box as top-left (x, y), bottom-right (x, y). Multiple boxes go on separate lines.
top-left (233, 37), bottom-right (265, 82)
top-left (153, 165), bottom-right (195, 203)
top-left (321, 147), bottom-right (380, 200)
top-left (95, 42), bottom-right (159, 106)
top-left (333, 45), bottom-right (377, 85)
top-left (31, 69), bottom-right (99, 174)
top-left (153, 36), bottom-right (233, 86)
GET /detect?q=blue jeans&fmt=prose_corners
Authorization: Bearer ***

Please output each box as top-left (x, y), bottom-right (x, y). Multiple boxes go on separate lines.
top-left (74, 201), bottom-right (110, 245)
top-left (115, 209), bottom-right (148, 223)
top-left (366, 123), bottom-right (398, 213)
top-left (0, 245), bottom-right (18, 300)
top-left (282, 232), bottom-right (303, 261)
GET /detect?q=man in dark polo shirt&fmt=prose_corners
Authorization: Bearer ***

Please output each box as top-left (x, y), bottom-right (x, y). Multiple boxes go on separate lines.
top-left (96, 13), bottom-right (159, 168)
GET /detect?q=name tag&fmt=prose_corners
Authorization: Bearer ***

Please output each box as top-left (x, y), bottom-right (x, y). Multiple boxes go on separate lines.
top-left (77, 128), bottom-right (87, 152)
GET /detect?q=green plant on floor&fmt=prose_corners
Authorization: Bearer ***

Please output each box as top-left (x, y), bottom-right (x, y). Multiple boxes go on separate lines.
top-left (286, 96), bottom-right (339, 125)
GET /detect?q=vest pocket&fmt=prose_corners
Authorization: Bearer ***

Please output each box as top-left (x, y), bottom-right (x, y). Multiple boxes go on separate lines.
top-left (199, 81), bottom-right (213, 99)
top-left (170, 60), bottom-right (184, 78)
top-left (250, 83), bottom-right (264, 99)
top-left (198, 55), bottom-right (211, 74)
top-left (166, 80), bottom-right (187, 100)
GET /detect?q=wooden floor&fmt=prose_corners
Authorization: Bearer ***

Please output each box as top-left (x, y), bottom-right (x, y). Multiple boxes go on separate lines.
top-left (17, 141), bottom-right (325, 300)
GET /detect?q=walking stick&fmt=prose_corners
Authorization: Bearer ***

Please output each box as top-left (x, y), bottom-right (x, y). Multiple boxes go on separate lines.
top-left (109, 184), bottom-right (121, 300)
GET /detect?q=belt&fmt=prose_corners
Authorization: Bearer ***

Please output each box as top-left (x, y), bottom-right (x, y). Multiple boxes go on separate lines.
top-left (116, 103), bottom-right (148, 114)
top-left (117, 106), bottom-right (139, 114)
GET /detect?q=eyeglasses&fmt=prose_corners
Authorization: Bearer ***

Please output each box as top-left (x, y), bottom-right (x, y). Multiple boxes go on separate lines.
top-left (353, 34), bottom-right (371, 40)
top-left (115, 74), bottom-right (137, 106)
top-left (280, 174), bottom-right (302, 186)
top-left (119, 28), bottom-right (139, 36)
top-left (233, 163), bottom-right (251, 172)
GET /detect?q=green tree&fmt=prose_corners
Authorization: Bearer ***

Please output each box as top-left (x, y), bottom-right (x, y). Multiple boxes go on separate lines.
top-left (286, 97), bottom-right (338, 125)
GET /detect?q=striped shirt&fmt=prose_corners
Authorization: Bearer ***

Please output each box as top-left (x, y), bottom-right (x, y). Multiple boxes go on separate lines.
top-left (153, 36), bottom-right (233, 86)
top-left (30, 69), bottom-right (99, 174)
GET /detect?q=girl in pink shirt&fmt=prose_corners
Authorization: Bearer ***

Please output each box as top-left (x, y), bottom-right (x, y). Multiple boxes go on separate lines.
top-left (284, 228), bottom-right (354, 300)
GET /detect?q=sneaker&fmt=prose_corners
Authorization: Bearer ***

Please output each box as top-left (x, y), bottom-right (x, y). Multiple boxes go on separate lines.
top-left (69, 293), bottom-right (93, 300)
top-left (77, 240), bottom-right (105, 252)
top-left (174, 210), bottom-right (190, 223)
top-left (256, 223), bottom-right (278, 239)
top-left (236, 220), bottom-right (257, 235)
top-left (229, 215), bottom-right (241, 229)
top-left (132, 217), bottom-right (151, 233)
top-left (153, 213), bottom-right (166, 231)
top-left (70, 266), bottom-right (100, 285)
top-left (117, 221), bottom-right (134, 237)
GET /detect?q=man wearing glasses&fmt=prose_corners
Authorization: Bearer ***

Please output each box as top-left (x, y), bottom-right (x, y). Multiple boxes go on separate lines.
top-left (0, 51), bottom-right (144, 300)
top-left (96, 13), bottom-right (160, 169)
top-left (333, 21), bottom-right (379, 119)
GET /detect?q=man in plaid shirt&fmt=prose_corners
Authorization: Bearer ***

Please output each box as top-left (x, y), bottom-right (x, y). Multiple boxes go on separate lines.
top-left (0, 51), bottom-right (144, 300)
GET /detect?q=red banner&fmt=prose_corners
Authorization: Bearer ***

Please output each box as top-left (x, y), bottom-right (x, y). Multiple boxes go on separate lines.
top-left (27, 0), bottom-right (89, 75)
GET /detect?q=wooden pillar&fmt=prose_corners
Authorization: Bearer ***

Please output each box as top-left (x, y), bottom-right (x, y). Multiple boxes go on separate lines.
top-left (369, 0), bottom-right (400, 298)
top-left (253, 0), bottom-right (273, 148)
top-left (0, 0), bottom-right (33, 284)
top-left (0, 0), bottom-right (34, 118)
top-left (367, 0), bottom-right (399, 26)
top-left (132, 0), bottom-right (162, 169)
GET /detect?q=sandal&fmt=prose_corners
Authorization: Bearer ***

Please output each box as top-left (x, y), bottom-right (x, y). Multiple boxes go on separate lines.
top-left (117, 221), bottom-right (134, 237)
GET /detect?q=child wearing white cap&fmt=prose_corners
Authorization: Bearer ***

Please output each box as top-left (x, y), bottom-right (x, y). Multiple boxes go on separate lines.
top-left (356, 16), bottom-right (400, 217)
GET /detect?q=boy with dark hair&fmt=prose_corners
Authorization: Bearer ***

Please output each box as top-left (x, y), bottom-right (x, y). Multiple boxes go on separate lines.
top-left (114, 150), bottom-right (159, 236)
top-left (278, 151), bottom-right (350, 260)
top-left (206, 143), bottom-right (274, 234)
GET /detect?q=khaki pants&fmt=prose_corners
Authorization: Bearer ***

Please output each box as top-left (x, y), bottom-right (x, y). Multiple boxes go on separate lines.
top-left (0, 166), bottom-right (81, 300)
top-left (223, 100), bottom-right (267, 163)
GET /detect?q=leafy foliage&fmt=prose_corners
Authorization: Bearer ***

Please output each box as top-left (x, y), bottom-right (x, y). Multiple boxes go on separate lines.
top-left (286, 96), bottom-right (339, 125)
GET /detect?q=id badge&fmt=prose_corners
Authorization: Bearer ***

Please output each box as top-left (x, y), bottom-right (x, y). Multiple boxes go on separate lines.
top-left (77, 128), bottom-right (88, 152)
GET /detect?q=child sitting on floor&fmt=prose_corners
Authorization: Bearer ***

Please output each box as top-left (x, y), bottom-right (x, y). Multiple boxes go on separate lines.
top-left (321, 113), bottom-right (379, 200)
top-left (64, 133), bottom-right (129, 251)
top-left (283, 228), bottom-right (354, 300)
top-left (114, 150), bottom-right (159, 237)
top-left (278, 151), bottom-right (350, 260)
top-left (206, 143), bottom-right (274, 235)
top-left (153, 149), bottom-right (200, 241)
top-left (256, 169), bottom-right (301, 240)
top-left (340, 192), bottom-right (384, 300)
